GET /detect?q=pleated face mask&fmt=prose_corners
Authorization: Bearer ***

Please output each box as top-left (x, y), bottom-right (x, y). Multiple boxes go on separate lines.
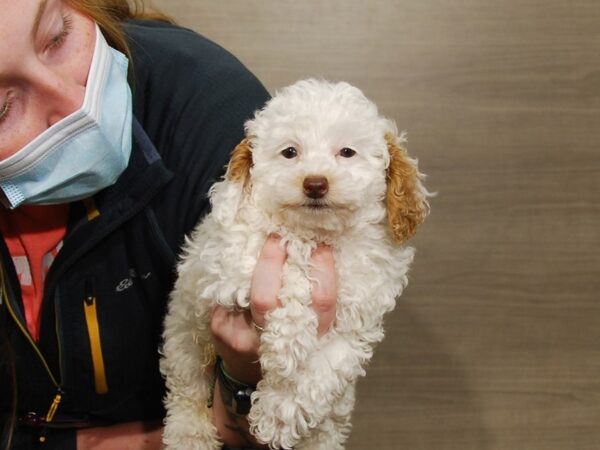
top-left (0, 23), bottom-right (133, 209)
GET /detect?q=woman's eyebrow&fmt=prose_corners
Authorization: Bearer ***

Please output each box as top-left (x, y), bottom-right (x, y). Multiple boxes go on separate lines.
top-left (30, 0), bottom-right (50, 40)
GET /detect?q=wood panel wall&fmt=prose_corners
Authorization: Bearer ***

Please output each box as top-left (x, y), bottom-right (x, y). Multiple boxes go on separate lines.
top-left (152, 1), bottom-right (600, 448)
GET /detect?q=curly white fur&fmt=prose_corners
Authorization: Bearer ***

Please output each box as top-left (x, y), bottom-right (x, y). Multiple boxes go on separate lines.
top-left (161, 79), bottom-right (429, 450)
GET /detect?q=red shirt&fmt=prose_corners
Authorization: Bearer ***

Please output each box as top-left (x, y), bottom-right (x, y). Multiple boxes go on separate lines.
top-left (0, 204), bottom-right (69, 342)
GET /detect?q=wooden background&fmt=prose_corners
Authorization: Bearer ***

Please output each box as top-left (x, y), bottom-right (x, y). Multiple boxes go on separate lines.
top-left (152, 1), bottom-right (600, 448)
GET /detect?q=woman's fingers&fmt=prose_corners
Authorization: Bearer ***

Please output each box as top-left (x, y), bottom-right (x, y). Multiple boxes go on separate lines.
top-left (310, 244), bottom-right (337, 336)
top-left (249, 236), bottom-right (336, 336)
top-left (250, 234), bottom-right (286, 329)
top-left (210, 235), bottom-right (286, 385)
top-left (209, 235), bottom-right (288, 385)
top-left (210, 239), bottom-right (336, 390)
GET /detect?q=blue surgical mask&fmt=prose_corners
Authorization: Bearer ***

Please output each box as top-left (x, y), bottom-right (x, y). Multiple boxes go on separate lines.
top-left (0, 24), bottom-right (133, 209)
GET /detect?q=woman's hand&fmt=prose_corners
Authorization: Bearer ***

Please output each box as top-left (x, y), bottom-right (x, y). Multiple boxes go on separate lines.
top-left (211, 234), bottom-right (337, 382)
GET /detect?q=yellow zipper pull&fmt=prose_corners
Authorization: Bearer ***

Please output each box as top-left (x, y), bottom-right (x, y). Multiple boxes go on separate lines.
top-left (83, 279), bottom-right (109, 394)
top-left (44, 392), bottom-right (62, 423)
top-left (39, 390), bottom-right (63, 443)
top-left (83, 197), bottom-right (100, 221)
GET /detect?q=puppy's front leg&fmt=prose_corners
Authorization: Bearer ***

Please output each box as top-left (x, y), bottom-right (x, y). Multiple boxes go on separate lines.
top-left (249, 301), bottom-right (319, 449)
top-left (291, 332), bottom-right (367, 448)
top-left (294, 386), bottom-right (355, 450)
top-left (248, 297), bottom-right (357, 450)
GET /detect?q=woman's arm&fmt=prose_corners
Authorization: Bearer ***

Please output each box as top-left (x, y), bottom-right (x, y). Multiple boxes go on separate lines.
top-left (76, 421), bottom-right (163, 450)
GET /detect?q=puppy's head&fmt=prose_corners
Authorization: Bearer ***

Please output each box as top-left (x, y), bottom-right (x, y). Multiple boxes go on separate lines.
top-left (223, 79), bottom-right (428, 242)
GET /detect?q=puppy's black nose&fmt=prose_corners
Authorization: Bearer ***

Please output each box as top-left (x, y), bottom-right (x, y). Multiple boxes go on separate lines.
top-left (303, 176), bottom-right (329, 199)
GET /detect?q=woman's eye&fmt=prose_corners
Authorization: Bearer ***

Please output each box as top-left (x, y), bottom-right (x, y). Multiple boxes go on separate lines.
top-left (339, 147), bottom-right (356, 158)
top-left (0, 95), bottom-right (13, 125)
top-left (47, 14), bottom-right (73, 50)
top-left (281, 147), bottom-right (298, 159)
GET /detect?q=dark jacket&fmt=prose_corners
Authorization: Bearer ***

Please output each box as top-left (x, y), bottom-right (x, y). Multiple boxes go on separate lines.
top-left (0, 20), bottom-right (270, 449)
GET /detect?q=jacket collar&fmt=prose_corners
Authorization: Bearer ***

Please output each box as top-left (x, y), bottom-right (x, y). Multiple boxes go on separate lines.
top-left (46, 118), bottom-right (174, 291)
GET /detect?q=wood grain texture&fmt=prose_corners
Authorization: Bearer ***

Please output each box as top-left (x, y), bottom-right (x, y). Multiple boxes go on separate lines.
top-left (152, 0), bottom-right (600, 448)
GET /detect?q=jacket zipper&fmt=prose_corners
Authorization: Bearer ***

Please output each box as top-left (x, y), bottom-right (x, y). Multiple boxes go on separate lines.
top-left (0, 265), bottom-right (64, 442)
top-left (83, 278), bottom-right (109, 395)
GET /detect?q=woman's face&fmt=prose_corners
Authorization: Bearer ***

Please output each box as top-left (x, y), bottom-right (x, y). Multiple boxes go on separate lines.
top-left (0, 0), bottom-right (96, 160)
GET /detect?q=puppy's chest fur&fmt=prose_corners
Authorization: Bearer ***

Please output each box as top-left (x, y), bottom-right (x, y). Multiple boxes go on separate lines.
top-left (187, 209), bottom-right (414, 334)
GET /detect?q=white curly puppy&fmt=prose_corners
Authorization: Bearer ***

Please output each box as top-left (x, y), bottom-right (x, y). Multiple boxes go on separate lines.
top-left (160, 79), bottom-right (429, 450)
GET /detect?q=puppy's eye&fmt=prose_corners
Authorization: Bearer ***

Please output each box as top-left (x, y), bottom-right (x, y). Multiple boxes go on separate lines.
top-left (339, 147), bottom-right (356, 158)
top-left (281, 147), bottom-right (298, 159)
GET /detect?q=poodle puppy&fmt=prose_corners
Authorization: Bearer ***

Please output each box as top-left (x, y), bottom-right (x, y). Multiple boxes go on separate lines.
top-left (160, 79), bottom-right (429, 450)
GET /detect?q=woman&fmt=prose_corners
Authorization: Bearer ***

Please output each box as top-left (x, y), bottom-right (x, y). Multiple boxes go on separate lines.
top-left (0, 1), bottom-right (337, 449)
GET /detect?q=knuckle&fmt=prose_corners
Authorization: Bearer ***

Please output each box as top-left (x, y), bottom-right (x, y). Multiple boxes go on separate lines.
top-left (311, 292), bottom-right (336, 314)
top-left (209, 313), bottom-right (224, 339)
top-left (250, 295), bottom-right (274, 316)
top-left (229, 334), bottom-right (256, 356)
top-left (259, 236), bottom-right (285, 260)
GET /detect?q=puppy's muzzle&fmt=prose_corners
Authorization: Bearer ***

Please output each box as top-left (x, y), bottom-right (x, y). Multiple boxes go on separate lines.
top-left (303, 176), bottom-right (329, 199)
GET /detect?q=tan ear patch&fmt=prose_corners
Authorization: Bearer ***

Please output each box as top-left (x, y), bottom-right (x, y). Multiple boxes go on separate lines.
top-left (226, 138), bottom-right (253, 185)
top-left (385, 133), bottom-right (428, 243)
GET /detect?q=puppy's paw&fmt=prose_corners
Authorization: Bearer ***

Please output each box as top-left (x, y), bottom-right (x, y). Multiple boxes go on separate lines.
top-left (249, 385), bottom-right (318, 450)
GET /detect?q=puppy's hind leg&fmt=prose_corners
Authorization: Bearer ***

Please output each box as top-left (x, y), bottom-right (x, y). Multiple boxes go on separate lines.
top-left (161, 289), bottom-right (221, 450)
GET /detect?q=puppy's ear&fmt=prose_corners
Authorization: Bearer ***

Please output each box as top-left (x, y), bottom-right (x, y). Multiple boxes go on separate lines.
top-left (386, 133), bottom-right (429, 243)
top-left (209, 138), bottom-right (253, 226)
top-left (226, 137), bottom-right (253, 186)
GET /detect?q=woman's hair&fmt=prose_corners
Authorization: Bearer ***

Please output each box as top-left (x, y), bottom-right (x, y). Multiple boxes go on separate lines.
top-left (66, 0), bottom-right (175, 68)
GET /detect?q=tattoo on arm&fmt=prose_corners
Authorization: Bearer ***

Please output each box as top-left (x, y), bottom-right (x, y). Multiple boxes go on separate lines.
top-left (223, 407), bottom-right (255, 448)
top-left (219, 381), bottom-right (256, 448)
